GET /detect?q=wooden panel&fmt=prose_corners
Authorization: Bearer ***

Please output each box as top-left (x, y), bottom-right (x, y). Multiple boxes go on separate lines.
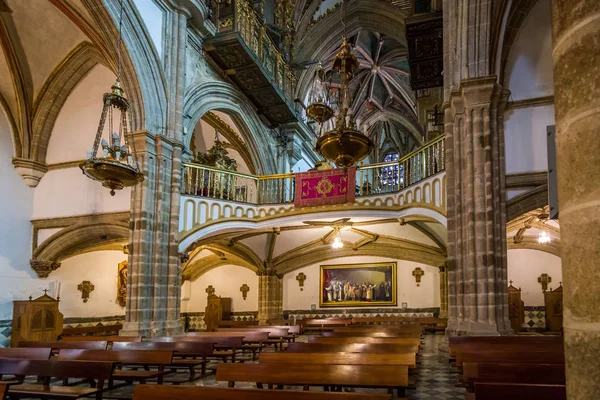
top-left (287, 343), bottom-right (420, 354)
top-left (260, 352), bottom-right (416, 368)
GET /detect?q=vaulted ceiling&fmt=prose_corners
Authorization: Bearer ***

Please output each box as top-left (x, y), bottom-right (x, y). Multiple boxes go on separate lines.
top-left (181, 216), bottom-right (447, 281)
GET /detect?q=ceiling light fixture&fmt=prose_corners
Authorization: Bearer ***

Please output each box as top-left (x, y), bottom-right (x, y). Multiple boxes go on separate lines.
top-left (331, 229), bottom-right (344, 249)
top-left (538, 230), bottom-right (551, 244)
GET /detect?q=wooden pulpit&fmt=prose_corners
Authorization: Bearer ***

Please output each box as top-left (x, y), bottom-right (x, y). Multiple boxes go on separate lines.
top-left (12, 291), bottom-right (63, 347)
top-left (204, 294), bottom-right (232, 332)
top-left (507, 282), bottom-right (524, 332)
top-left (544, 284), bottom-right (563, 332)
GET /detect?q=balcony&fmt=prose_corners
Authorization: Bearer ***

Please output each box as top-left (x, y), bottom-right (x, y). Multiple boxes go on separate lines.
top-left (203, 0), bottom-right (298, 126)
top-left (182, 135), bottom-right (445, 204)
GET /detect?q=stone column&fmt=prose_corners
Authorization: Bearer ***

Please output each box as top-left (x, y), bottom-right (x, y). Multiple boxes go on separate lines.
top-left (445, 76), bottom-right (512, 336)
top-left (438, 264), bottom-right (448, 319)
top-left (257, 272), bottom-right (283, 324)
top-left (551, 2), bottom-right (600, 398)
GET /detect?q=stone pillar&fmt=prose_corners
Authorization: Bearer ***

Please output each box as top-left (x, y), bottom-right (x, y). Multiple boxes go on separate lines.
top-left (551, 2), bottom-right (600, 398)
top-left (257, 272), bottom-right (283, 324)
top-left (445, 76), bottom-right (512, 336)
top-left (438, 264), bottom-right (448, 319)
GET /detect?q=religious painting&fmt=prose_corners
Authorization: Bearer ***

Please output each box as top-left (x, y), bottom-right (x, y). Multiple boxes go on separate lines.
top-left (116, 260), bottom-right (127, 307)
top-left (319, 262), bottom-right (397, 307)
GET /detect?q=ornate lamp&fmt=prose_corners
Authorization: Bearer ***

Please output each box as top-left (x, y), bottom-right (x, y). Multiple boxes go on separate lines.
top-left (80, 0), bottom-right (143, 195)
top-left (307, 23), bottom-right (374, 167)
top-left (305, 62), bottom-right (334, 123)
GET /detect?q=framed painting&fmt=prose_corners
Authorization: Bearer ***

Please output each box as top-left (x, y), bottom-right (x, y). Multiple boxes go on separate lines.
top-left (319, 262), bottom-right (397, 307)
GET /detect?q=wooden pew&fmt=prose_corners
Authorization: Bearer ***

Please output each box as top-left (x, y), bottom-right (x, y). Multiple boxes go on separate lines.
top-left (335, 325), bottom-right (423, 334)
top-left (414, 317), bottom-right (447, 332)
top-left (61, 324), bottom-right (122, 337)
top-left (455, 343), bottom-right (565, 367)
top-left (260, 352), bottom-right (417, 369)
top-left (217, 327), bottom-right (291, 347)
top-left (0, 359), bottom-right (114, 400)
top-left (133, 385), bottom-right (393, 400)
top-left (218, 320), bottom-right (259, 328)
top-left (308, 336), bottom-right (421, 347)
top-left (470, 382), bottom-right (566, 400)
top-left (0, 348), bottom-right (52, 360)
top-left (287, 342), bottom-right (420, 354)
top-left (155, 336), bottom-right (243, 362)
top-left (323, 331), bottom-right (422, 338)
top-left (0, 383), bottom-right (5, 399)
top-left (297, 318), bottom-right (350, 333)
top-left (351, 317), bottom-right (407, 325)
top-left (62, 335), bottom-right (142, 343)
top-left (462, 362), bottom-right (565, 389)
top-left (216, 363), bottom-right (409, 396)
top-left (449, 336), bottom-right (563, 358)
top-left (57, 349), bottom-right (173, 387)
top-left (186, 331), bottom-right (269, 359)
top-left (19, 340), bottom-right (108, 350)
top-left (266, 319), bottom-right (292, 326)
top-left (112, 341), bottom-right (214, 381)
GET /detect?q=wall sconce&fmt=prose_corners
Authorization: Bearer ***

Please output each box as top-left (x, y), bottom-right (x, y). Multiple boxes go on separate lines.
top-left (412, 267), bottom-right (424, 287)
top-left (296, 272), bottom-right (306, 291)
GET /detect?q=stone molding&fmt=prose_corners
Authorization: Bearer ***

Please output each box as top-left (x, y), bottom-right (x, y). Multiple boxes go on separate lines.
top-left (30, 260), bottom-right (61, 278)
top-left (11, 158), bottom-right (48, 188)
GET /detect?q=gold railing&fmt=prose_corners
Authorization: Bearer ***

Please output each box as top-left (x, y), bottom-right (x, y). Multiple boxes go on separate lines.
top-left (183, 135), bottom-right (446, 204)
top-left (215, 0), bottom-right (296, 105)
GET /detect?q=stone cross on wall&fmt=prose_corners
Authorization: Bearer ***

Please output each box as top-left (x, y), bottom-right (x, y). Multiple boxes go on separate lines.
top-left (538, 273), bottom-right (552, 292)
top-left (240, 284), bottom-right (249, 300)
top-left (77, 281), bottom-right (95, 303)
top-left (412, 267), bottom-right (424, 287)
top-left (206, 285), bottom-right (215, 297)
top-left (296, 272), bottom-right (306, 291)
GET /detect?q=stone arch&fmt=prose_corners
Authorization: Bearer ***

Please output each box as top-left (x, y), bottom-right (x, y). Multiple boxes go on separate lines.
top-left (506, 185), bottom-right (549, 222)
top-left (183, 81), bottom-right (277, 175)
top-left (33, 222), bottom-right (129, 264)
top-left (30, 42), bottom-right (107, 164)
top-left (184, 257), bottom-right (259, 282)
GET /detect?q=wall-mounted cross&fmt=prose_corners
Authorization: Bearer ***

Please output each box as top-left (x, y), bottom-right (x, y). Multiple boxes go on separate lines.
top-left (538, 273), bottom-right (552, 292)
top-left (240, 284), bottom-right (250, 300)
top-left (296, 272), bottom-right (306, 291)
top-left (77, 281), bottom-right (95, 303)
top-left (206, 285), bottom-right (215, 297)
top-left (412, 267), bottom-right (424, 287)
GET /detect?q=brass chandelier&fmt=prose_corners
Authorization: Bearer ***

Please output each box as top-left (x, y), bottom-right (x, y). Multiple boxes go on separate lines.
top-left (306, 2), bottom-right (373, 167)
top-left (80, 0), bottom-right (143, 195)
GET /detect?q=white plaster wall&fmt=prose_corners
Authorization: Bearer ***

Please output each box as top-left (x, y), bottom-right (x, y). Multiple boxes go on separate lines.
top-left (504, 0), bottom-right (554, 100)
top-left (32, 168), bottom-right (130, 219)
top-left (132, 0), bottom-right (164, 58)
top-left (504, 105), bottom-right (555, 174)
top-left (292, 158), bottom-right (312, 173)
top-left (181, 265), bottom-right (259, 313)
top-left (283, 256), bottom-right (440, 310)
top-left (51, 251), bottom-right (127, 318)
top-left (46, 65), bottom-right (117, 164)
top-left (508, 249), bottom-right (562, 306)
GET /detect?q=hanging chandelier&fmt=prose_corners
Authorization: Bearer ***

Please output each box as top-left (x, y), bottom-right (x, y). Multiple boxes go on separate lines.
top-left (80, 0), bottom-right (143, 196)
top-left (307, 2), bottom-right (373, 167)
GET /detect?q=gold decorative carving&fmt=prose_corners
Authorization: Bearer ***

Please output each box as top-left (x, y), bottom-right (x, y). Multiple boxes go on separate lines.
top-left (117, 261), bottom-right (127, 307)
top-left (412, 267), bottom-right (424, 287)
top-left (296, 272), bottom-right (306, 291)
top-left (240, 283), bottom-right (250, 300)
top-left (77, 281), bottom-right (95, 303)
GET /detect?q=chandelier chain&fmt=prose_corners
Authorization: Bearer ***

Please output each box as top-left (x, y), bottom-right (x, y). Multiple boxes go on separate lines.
top-left (117, 0), bottom-right (123, 81)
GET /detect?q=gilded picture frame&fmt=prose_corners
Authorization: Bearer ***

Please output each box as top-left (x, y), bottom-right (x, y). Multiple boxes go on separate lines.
top-left (319, 262), bottom-right (397, 307)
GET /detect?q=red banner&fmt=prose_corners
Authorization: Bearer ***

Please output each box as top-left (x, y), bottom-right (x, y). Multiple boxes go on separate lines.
top-left (294, 167), bottom-right (356, 207)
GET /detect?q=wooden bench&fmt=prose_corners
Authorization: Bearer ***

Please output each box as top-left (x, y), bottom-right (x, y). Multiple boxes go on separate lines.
top-left (462, 362), bottom-right (565, 389)
top-left (112, 341), bottom-right (214, 381)
top-left (133, 385), bottom-right (394, 399)
top-left (20, 340), bottom-right (108, 350)
top-left (323, 331), bottom-right (422, 338)
top-left (414, 317), bottom-right (447, 331)
top-left (62, 335), bottom-right (142, 344)
top-left (57, 349), bottom-right (173, 387)
top-left (217, 327), bottom-right (290, 350)
top-left (287, 342), bottom-right (420, 354)
top-left (335, 325), bottom-right (423, 334)
top-left (455, 343), bottom-right (565, 368)
top-left (469, 382), bottom-right (566, 400)
top-left (449, 336), bottom-right (563, 359)
top-left (351, 317), bottom-right (408, 325)
top-left (216, 363), bottom-right (409, 396)
top-left (62, 324), bottom-right (122, 337)
top-left (260, 352), bottom-right (416, 369)
top-left (218, 320), bottom-right (259, 328)
top-left (308, 336), bottom-right (421, 348)
top-left (267, 319), bottom-right (292, 326)
top-left (156, 336), bottom-right (243, 362)
top-left (0, 359), bottom-right (114, 400)
top-left (186, 331), bottom-right (269, 359)
top-left (0, 347), bottom-right (52, 360)
top-left (297, 319), bottom-right (351, 333)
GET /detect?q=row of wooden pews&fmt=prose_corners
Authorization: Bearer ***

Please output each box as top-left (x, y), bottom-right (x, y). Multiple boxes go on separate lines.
top-left (449, 335), bottom-right (566, 400)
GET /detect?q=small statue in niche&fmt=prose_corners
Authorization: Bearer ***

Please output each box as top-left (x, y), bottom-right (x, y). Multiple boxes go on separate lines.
top-left (117, 260), bottom-right (128, 307)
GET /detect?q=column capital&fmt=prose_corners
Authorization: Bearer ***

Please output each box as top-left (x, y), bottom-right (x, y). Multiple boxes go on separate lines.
top-left (30, 260), bottom-right (60, 278)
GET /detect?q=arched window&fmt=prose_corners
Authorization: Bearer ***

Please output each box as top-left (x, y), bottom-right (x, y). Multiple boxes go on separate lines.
top-left (381, 152), bottom-right (404, 189)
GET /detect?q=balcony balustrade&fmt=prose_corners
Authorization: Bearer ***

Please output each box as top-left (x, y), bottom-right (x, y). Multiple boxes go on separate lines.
top-left (182, 135), bottom-right (445, 204)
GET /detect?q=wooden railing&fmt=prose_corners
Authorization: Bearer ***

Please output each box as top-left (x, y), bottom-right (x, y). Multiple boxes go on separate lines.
top-left (182, 135), bottom-right (445, 204)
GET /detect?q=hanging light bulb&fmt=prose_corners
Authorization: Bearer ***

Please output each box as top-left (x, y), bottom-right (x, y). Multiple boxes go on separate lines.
top-left (331, 229), bottom-right (344, 249)
top-left (538, 230), bottom-right (551, 244)
top-left (79, 0), bottom-right (143, 195)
